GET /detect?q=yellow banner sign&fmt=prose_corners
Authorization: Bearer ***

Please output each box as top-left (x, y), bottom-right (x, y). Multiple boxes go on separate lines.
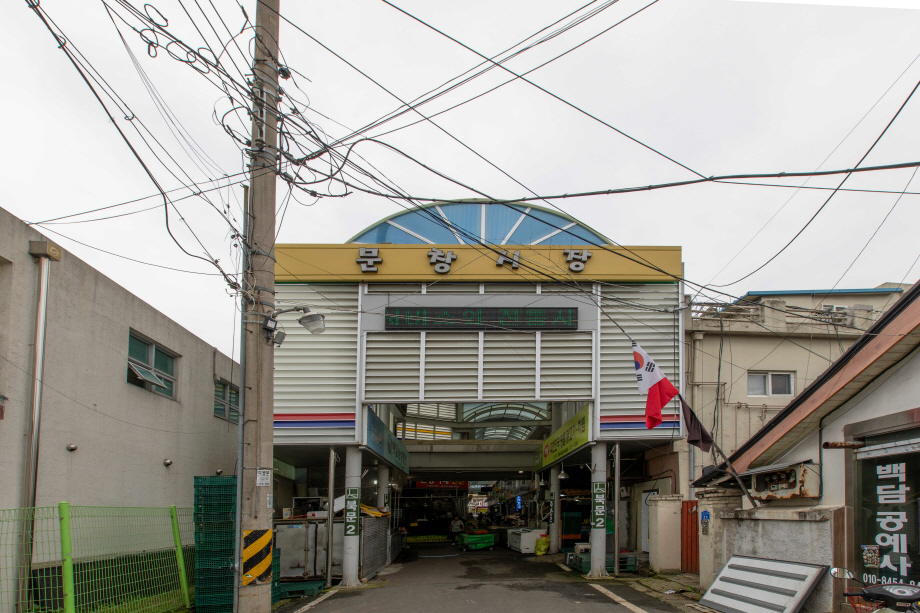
top-left (276, 244), bottom-right (681, 283)
top-left (535, 404), bottom-right (591, 472)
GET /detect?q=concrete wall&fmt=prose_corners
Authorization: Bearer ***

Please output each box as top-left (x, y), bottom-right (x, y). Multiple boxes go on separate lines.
top-left (696, 488), bottom-right (743, 589)
top-left (0, 206), bottom-right (238, 509)
top-left (648, 494), bottom-right (682, 574)
top-left (718, 506), bottom-right (847, 613)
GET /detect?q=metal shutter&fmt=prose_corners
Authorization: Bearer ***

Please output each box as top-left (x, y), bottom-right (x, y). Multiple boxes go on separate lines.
top-left (364, 333), bottom-right (421, 401)
top-left (388, 528), bottom-right (403, 563)
top-left (361, 517), bottom-right (389, 579)
top-left (540, 333), bottom-right (593, 399)
top-left (424, 333), bottom-right (479, 400)
top-left (483, 333), bottom-right (537, 399)
top-left (599, 284), bottom-right (680, 439)
top-left (274, 284), bottom-right (359, 444)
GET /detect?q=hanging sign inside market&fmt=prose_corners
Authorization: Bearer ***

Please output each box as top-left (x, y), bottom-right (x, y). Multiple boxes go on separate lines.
top-left (364, 407), bottom-right (409, 474)
top-left (591, 482), bottom-right (606, 529)
top-left (414, 480), bottom-right (469, 489)
top-left (534, 404), bottom-right (592, 472)
top-left (549, 492), bottom-right (556, 524)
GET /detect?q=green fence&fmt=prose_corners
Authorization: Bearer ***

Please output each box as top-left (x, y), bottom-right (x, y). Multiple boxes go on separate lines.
top-left (0, 505), bottom-right (197, 613)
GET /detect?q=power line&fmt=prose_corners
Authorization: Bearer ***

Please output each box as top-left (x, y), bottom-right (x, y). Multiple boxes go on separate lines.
top-left (380, 0), bottom-right (702, 179)
top-left (712, 72), bottom-right (920, 288)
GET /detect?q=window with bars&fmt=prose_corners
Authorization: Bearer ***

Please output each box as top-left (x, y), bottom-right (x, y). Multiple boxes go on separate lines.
top-left (126, 333), bottom-right (177, 399)
top-left (214, 381), bottom-right (239, 423)
top-left (747, 371), bottom-right (794, 397)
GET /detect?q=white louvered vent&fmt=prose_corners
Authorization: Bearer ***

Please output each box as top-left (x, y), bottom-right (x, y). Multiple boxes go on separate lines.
top-left (366, 283), bottom-right (423, 294)
top-left (406, 403), bottom-right (457, 420)
top-left (365, 333), bottom-right (421, 401)
top-left (599, 284), bottom-right (680, 438)
top-left (483, 283), bottom-right (537, 294)
top-left (424, 283), bottom-right (481, 293)
top-left (483, 333), bottom-right (537, 399)
top-left (274, 284), bottom-right (359, 444)
top-left (540, 333), bottom-right (593, 399)
top-left (424, 333), bottom-right (479, 400)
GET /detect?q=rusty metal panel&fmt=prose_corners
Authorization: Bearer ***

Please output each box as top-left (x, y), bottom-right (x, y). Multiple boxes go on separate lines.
top-left (748, 462), bottom-right (818, 501)
top-left (681, 500), bottom-right (699, 574)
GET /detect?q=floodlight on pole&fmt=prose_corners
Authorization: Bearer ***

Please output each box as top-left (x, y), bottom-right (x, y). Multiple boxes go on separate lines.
top-left (267, 306), bottom-right (326, 345)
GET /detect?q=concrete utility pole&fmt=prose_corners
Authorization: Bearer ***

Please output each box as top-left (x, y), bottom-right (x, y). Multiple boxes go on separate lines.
top-left (238, 1), bottom-right (280, 612)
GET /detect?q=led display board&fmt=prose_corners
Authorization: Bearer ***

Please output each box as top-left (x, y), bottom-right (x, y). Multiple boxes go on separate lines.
top-left (384, 307), bottom-right (578, 331)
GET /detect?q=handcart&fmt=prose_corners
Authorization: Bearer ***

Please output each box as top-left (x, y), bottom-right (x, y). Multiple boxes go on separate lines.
top-left (458, 532), bottom-right (496, 551)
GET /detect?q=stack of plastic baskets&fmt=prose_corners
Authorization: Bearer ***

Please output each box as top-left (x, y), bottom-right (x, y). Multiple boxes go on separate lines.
top-left (271, 549), bottom-right (281, 603)
top-left (194, 475), bottom-right (237, 613)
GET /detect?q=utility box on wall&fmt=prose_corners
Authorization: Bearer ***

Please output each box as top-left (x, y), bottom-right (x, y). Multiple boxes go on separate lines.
top-left (745, 461), bottom-right (818, 502)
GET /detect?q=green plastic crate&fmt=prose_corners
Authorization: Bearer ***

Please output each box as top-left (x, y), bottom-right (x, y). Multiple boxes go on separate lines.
top-left (196, 604), bottom-right (232, 613)
top-left (196, 572), bottom-right (235, 588)
top-left (194, 475), bottom-right (238, 487)
top-left (195, 585), bottom-right (233, 599)
top-left (195, 521), bottom-right (235, 533)
top-left (570, 552), bottom-right (637, 573)
top-left (278, 581), bottom-right (324, 598)
top-left (196, 593), bottom-right (234, 606)
top-left (195, 555), bottom-right (235, 569)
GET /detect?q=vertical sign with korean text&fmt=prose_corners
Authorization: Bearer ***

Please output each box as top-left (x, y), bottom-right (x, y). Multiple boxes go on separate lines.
top-left (344, 487), bottom-right (360, 537)
top-left (549, 492), bottom-right (556, 524)
top-left (591, 482), bottom-right (606, 529)
top-left (857, 453), bottom-right (919, 585)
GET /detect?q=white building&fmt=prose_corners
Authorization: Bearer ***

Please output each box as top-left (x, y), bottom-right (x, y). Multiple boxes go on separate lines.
top-left (693, 278), bottom-right (920, 612)
top-left (0, 206), bottom-right (238, 510)
top-left (271, 201), bottom-right (687, 580)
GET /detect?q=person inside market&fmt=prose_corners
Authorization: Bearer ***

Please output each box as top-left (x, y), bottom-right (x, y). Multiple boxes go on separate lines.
top-left (449, 515), bottom-right (465, 544)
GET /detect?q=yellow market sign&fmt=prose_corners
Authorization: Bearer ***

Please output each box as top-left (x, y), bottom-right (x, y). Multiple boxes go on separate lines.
top-left (535, 404), bottom-right (591, 472)
top-left (276, 244), bottom-right (681, 283)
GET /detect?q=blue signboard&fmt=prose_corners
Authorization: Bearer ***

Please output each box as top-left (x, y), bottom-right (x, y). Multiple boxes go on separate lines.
top-left (516, 496), bottom-right (522, 512)
top-left (365, 407), bottom-right (409, 474)
top-left (701, 510), bottom-right (711, 522)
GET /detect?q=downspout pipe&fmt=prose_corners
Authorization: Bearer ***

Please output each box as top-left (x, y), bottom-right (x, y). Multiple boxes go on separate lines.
top-left (25, 251), bottom-right (53, 508)
top-left (18, 242), bottom-right (59, 613)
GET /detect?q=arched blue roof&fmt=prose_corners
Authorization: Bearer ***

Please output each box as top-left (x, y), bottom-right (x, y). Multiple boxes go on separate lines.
top-left (348, 201), bottom-right (608, 246)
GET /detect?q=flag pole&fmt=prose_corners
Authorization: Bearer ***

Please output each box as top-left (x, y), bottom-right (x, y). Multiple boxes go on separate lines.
top-left (710, 442), bottom-right (759, 508)
top-left (677, 393), bottom-right (758, 508)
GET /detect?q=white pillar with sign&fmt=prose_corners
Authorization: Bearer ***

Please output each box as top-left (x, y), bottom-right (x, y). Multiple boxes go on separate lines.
top-left (341, 446), bottom-right (362, 587)
top-left (586, 443), bottom-right (609, 578)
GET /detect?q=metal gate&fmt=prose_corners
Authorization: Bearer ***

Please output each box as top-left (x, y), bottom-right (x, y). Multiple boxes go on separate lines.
top-left (361, 516), bottom-right (389, 580)
top-left (681, 500), bottom-right (699, 574)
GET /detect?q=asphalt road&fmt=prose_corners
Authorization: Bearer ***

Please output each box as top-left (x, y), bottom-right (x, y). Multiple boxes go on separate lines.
top-left (278, 544), bottom-right (684, 613)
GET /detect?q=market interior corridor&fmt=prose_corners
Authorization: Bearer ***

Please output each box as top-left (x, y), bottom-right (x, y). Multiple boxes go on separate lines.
top-left (275, 544), bottom-right (685, 613)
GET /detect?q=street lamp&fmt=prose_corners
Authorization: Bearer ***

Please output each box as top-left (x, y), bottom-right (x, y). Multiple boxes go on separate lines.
top-left (266, 306), bottom-right (326, 345)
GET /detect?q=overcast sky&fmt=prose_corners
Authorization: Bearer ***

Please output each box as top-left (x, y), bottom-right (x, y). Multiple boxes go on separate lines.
top-left (4, 0), bottom-right (920, 357)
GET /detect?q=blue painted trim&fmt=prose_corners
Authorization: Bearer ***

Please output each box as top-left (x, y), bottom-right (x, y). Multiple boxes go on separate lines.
top-left (273, 420), bottom-right (355, 428)
top-left (741, 288), bottom-right (902, 299)
top-left (600, 421), bottom-right (680, 429)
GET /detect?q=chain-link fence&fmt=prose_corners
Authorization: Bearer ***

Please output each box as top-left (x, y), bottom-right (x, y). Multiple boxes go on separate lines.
top-left (0, 505), bottom-right (195, 613)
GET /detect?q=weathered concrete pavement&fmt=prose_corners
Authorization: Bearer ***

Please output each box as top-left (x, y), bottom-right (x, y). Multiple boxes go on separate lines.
top-left (276, 544), bottom-right (694, 613)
